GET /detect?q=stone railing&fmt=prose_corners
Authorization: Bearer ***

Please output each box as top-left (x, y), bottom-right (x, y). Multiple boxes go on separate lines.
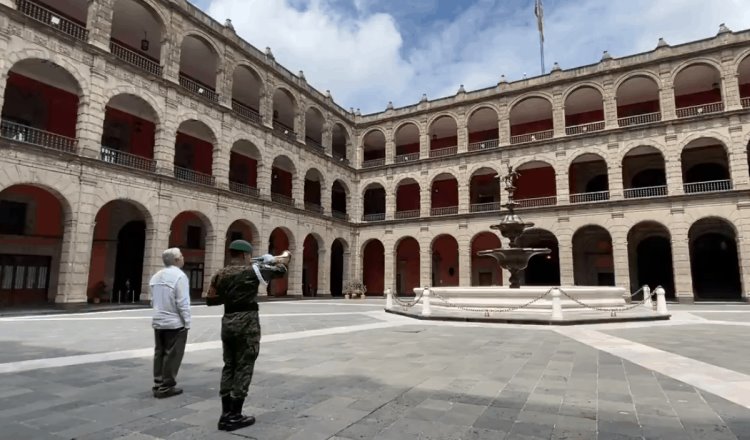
top-left (742, 97), bottom-right (750, 109)
top-left (272, 121), bottom-right (297, 140)
top-left (676, 101), bottom-right (724, 118)
top-left (623, 185), bottom-right (668, 199)
top-left (394, 152), bottom-right (420, 163)
top-left (510, 129), bottom-right (553, 145)
top-left (428, 146), bottom-right (457, 158)
top-left (394, 210), bottom-right (420, 219)
top-left (100, 146), bottom-right (156, 172)
top-left (231, 101), bottom-right (262, 125)
top-left (332, 210), bottom-right (349, 220)
top-left (228, 181), bottom-right (260, 198)
top-left (515, 196), bottom-right (557, 208)
top-left (179, 75), bottom-right (219, 102)
top-left (569, 191), bottom-right (610, 204)
top-left (470, 201), bottom-right (502, 213)
top-left (1, 120), bottom-right (77, 153)
top-left (468, 139), bottom-right (500, 152)
top-left (617, 112), bottom-right (662, 127)
top-left (271, 192), bottom-right (295, 206)
top-left (17, 0), bottom-right (88, 41)
top-left (332, 152), bottom-right (349, 164)
top-left (362, 213), bottom-right (386, 222)
top-left (565, 120), bottom-right (605, 136)
top-left (362, 158), bottom-right (385, 168)
top-left (174, 166), bottom-right (215, 186)
top-left (683, 179), bottom-right (732, 194)
top-left (305, 137), bottom-right (324, 150)
top-left (109, 41), bottom-right (162, 76)
top-left (304, 202), bottom-right (323, 213)
top-left (430, 206), bottom-right (458, 216)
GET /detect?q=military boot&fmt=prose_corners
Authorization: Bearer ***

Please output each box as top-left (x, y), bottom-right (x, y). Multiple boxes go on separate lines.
top-left (221, 398), bottom-right (255, 431)
top-left (217, 395), bottom-right (233, 430)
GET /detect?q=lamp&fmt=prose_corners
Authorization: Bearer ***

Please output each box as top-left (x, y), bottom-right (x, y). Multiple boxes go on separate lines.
top-left (141, 32), bottom-right (150, 51)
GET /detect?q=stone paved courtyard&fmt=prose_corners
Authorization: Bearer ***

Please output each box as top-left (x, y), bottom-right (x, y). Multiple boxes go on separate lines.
top-left (1, 301), bottom-right (750, 439)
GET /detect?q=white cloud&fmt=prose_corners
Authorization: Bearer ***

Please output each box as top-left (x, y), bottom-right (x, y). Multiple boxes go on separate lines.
top-left (204, 0), bottom-right (750, 114)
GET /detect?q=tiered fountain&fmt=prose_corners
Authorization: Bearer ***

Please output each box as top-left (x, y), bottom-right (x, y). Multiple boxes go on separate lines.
top-left (386, 166), bottom-right (670, 324)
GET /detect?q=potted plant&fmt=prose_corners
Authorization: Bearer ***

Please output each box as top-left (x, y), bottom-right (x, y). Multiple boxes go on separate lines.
top-left (343, 280), bottom-right (366, 299)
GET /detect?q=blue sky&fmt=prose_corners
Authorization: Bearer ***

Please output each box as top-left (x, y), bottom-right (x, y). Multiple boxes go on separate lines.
top-left (193, 0), bottom-right (750, 114)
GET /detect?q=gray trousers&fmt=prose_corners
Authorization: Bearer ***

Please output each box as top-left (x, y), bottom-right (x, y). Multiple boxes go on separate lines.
top-left (153, 327), bottom-right (188, 391)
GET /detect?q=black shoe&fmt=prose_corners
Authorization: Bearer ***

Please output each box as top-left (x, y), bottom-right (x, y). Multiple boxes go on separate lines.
top-left (217, 395), bottom-right (233, 431)
top-left (155, 387), bottom-right (183, 399)
top-left (221, 398), bottom-right (255, 431)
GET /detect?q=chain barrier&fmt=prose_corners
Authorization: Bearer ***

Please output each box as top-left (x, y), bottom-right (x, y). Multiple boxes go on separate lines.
top-left (391, 289), bottom-right (426, 309)
top-left (428, 288), bottom-right (554, 316)
top-left (556, 287), bottom-right (651, 316)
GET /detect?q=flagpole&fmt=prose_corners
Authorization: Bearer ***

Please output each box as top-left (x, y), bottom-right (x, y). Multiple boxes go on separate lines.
top-left (539, 29), bottom-right (545, 75)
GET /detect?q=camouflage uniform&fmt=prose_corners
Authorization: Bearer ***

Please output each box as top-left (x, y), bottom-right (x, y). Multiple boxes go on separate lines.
top-left (207, 261), bottom-right (287, 400)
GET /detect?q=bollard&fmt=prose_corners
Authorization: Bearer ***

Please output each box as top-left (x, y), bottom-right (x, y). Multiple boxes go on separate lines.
top-left (385, 288), bottom-right (393, 310)
top-left (421, 287), bottom-right (432, 317)
top-left (655, 286), bottom-right (669, 315)
top-left (643, 285), bottom-right (652, 309)
top-left (551, 288), bottom-right (563, 320)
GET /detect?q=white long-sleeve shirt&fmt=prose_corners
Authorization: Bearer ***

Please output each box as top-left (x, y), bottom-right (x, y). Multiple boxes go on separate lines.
top-left (150, 266), bottom-right (192, 330)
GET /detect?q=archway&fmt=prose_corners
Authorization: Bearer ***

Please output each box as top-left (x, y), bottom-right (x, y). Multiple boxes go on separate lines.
top-left (179, 34), bottom-right (219, 101)
top-left (622, 145), bottom-right (667, 198)
top-left (304, 107), bottom-right (324, 149)
top-left (674, 63), bottom-right (723, 116)
top-left (304, 168), bottom-right (324, 213)
top-left (362, 183), bottom-right (386, 221)
top-left (225, 220), bottom-right (258, 265)
top-left (395, 178), bottom-right (420, 219)
top-left (102, 93), bottom-right (158, 171)
top-left (330, 239), bottom-right (347, 297)
top-left (267, 227), bottom-right (292, 296)
top-left (362, 240), bottom-right (384, 295)
top-left (395, 237), bottom-right (420, 295)
top-left (332, 123), bottom-right (349, 161)
top-left (469, 168), bottom-right (500, 212)
top-left (564, 86), bottom-right (605, 134)
top-left (431, 235), bottom-right (459, 287)
top-left (681, 138), bottom-right (731, 193)
top-left (509, 97), bottom-right (553, 143)
top-left (87, 200), bottom-right (149, 303)
top-left (569, 153), bottom-right (609, 203)
top-left (517, 229), bottom-right (560, 285)
top-left (394, 122), bottom-right (420, 161)
top-left (431, 173), bottom-right (458, 216)
top-left (572, 225), bottom-right (614, 286)
top-left (111, 0), bottom-right (165, 75)
top-left (471, 232), bottom-right (502, 286)
top-left (689, 218), bottom-right (742, 300)
top-left (515, 161), bottom-right (557, 207)
top-left (627, 221), bottom-right (675, 299)
top-left (271, 155), bottom-right (296, 206)
top-left (467, 107), bottom-right (499, 150)
top-left (272, 88), bottom-right (297, 138)
top-left (231, 65), bottom-right (263, 122)
top-left (362, 130), bottom-right (386, 167)
top-left (302, 234), bottom-right (321, 296)
top-left (0, 184), bottom-right (66, 306)
top-left (331, 180), bottom-right (348, 219)
top-left (616, 76), bottom-right (661, 126)
top-left (174, 120), bottom-right (215, 184)
top-left (169, 211), bottom-right (210, 300)
top-left (428, 115), bottom-right (458, 156)
top-left (229, 140), bottom-right (260, 194)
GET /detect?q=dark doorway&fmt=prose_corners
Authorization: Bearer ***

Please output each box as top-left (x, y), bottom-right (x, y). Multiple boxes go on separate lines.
top-left (690, 233), bottom-right (742, 300)
top-left (635, 236), bottom-right (675, 299)
top-left (113, 220), bottom-right (146, 302)
top-left (523, 239), bottom-right (561, 286)
top-left (330, 240), bottom-right (344, 297)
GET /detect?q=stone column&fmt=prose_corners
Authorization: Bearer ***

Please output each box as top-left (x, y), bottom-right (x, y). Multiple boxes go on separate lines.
top-left (420, 187), bottom-right (431, 218)
top-left (383, 239), bottom-right (394, 295)
top-left (557, 229), bottom-right (574, 286)
top-left (86, 0), bottom-right (114, 52)
top-left (419, 236), bottom-right (431, 288)
top-left (658, 77), bottom-right (676, 120)
top-left (664, 134), bottom-right (683, 196)
top-left (610, 227), bottom-right (631, 291)
top-left (736, 207), bottom-right (750, 301)
top-left (458, 180), bottom-right (469, 214)
top-left (722, 73), bottom-right (741, 111)
top-left (552, 93), bottom-right (566, 137)
top-left (603, 85), bottom-right (618, 130)
top-left (322, 124), bottom-right (333, 156)
top-left (257, 164), bottom-right (271, 199)
top-left (728, 124), bottom-right (750, 190)
top-left (262, 92), bottom-right (274, 130)
top-left (316, 247), bottom-right (329, 296)
top-left (154, 98), bottom-right (178, 175)
top-left (670, 224), bottom-right (694, 303)
top-left (384, 181), bottom-right (394, 220)
top-left (296, 110), bottom-right (306, 144)
top-left (321, 182), bottom-right (332, 216)
top-left (213, 123), bottom-right (232, 189)
top-left (457, 126), bottom-right (468, 154)
top-left (385, 140), bottom-right (395, 165)
top-left (554, 164), bottom-right (569, 205)
top-left (419, 134), bottom-right (429, 159)
top-left (202, 230), bottom-right (224, 297)
top-left (458, 241), bottom-right (471, 287)
top-left (76, 65), bottom-right (109, 159)
top-left (607, 162), bottom-right (624, 200)
top-left (163, 35), bottom-right (182, 83)
top-left (288, 244), bottom-right (303, 296)
top-left (498, 103), bottom-right (510, 145)
top-left (292, 174), bottom-right (304, 209)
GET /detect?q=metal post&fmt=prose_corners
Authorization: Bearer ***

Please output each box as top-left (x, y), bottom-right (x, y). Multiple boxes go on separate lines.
top-left (421, 287), bottom-right (432, 317)
top-left (385, 288), bottom-right (393, 310)
top-left (655, 286), bottom-right (669, 315)
top-left (551, 288), bottom-right (563, 320)
top-left (539, 32), bottom-right (545, 75)
top-left (643, 285), bottom-right (653, 309)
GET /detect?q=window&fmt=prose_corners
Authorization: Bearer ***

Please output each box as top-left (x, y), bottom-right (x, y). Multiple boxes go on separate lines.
top-left (186, 225), bottom-right (202, 249)
top-left (0, 201), bottom-right (27, 235)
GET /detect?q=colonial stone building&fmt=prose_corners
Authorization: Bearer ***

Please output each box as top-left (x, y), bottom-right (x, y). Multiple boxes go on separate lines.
top-left (0, 0), bottom-right (748, 306)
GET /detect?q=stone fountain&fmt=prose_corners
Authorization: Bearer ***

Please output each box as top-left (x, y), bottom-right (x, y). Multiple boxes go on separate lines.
top-left (385, 166), bottom-right (671, 324)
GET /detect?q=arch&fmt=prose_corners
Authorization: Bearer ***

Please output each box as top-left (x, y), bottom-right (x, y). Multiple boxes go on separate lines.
top-left (471, 232), bottom-right (503, 286)
top-left (303, 167), bottom-right (324, 208)
top-left (572, 225), bottom-right (614, 286)
top-left (362, 239), bottom-right (384, 295)
top-left (111, 0), bottom-right (166, 63)
top-left (564, 85), bottom-right (604, 130)
top-left (467, 106), bottom-right (499, 145)
top-left (175, 119), bottom-right (216, 177)
top-left (267, 227), bottom-right (294, 296)
top-left (0, 184), bottom-right (70, 306)
top-left (331, 180), bottom-right (349, 217)
top-left (688, 217), bottom-right (742, 300)
top-left (87, 199), bottom-right (152, 303)
top-left (225, 219), bottom-right (261, 264)
top-left (394, 121), bottom-right (420, 157)
top-left (515, 161), bottom-right (557, 202)
top-left (673, 62), bottom-right (723, 109)
top-left (179, 33), bottom-right (220, 91)
top-left (431, 173), bottom-right (459, 212)
top-left (302, 233), bottom-right (323, 296)
top-left (231, 64), bottom-right (264, 117)
top-left (169, 210), bottom-right (212, 300)
top-left (304, 105), bottom-right (325, 147)
top-left (428, 114), bottom-right (458, 151)
top-left (622, 145), bottom-right (666, 196)
top-left (738, 52), bottom-right (750, 103)
top-left (395, 178), bottom-right (420, 216)
top-left (615, 74), bottom-right (661, 120)
top-left (102, 93), bottom-right (159, 163)
top-left (627, 221), bottom-right (675, 299)
top-left (271, 155), bottom-right (296, 201)
top-left (509, 95), bottom-right (554, 139)
top-left (431, 234), bottom-right (459, 287)
top-left (569, 153), bottom-right (609, 199)
top-left (102, 87), bottom-right (163, 126)
top-left (330, 238), bottom-right (349, 296)
top-left (681, 137), bottom-right (731, 189)
top-left (469, 167), bottom-right (500, 210)
top-left (361, 128), bottom-right (386, 165)
top-left (229, 139), bottom-right (261, 190)
top-left (517, 228), bottom-right (560, 286)
top-left (331, 122), bottom-right (351, 160)
top-left (362, 183), bottom-right (386, 220)
top-left (395, 236), bottom-right (420, 295)
top-left (1, 55), bottom-right (87, 96)
top-left (272, 87), bottom-right (297, 133)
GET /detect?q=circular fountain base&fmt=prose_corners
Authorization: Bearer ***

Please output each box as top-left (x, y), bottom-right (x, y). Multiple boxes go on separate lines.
top-left (385, 286), bottom-right (670, 325)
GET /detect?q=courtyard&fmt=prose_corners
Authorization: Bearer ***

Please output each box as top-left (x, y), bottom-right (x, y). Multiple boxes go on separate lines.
top-left (0, 300), bottom-right (749, 440)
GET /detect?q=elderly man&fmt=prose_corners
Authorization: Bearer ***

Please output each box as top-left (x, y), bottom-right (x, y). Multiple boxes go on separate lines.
top-left (149, 247), bottom-right (192, 398)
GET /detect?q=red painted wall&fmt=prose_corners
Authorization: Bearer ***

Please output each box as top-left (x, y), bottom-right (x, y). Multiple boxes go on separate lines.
top-left (268, 228), bottom-right (290, 295)
top-left (565, 109), bottom-right (604, 126)
top-left (396, 142), bottom-right (419, 156)
top-left (396, 238), bottom-right (420, 295)
top-left (5, 73), bottom-right (78, 137)
top-left (431, 179), bottom-right (458, 208)
top-left (229, 152), bottom-right (258, 187)
top-left (104, 107), bottom-right (155, 158)
top-left (675, 90), bottom-right (722, 108)
top-left (433, 236), bottom-right (459, 286)
top-left (396, 183), bottom-right (420, 211)
top-left (430, 135), bottom-right (458, 150)
top-left (363, 240), bottom-right (384, 295)
top-left (169, 212), bottom-right (206, 267)
top-left (740, 83), bottom-right (750, 97)
top-left (86, 203), bottom-right (112, 296)
top-left (302, 235), bottom-right (318, 295)
top-left (468, 128), bottom-right (499, 143)
top-left (271, 167), bottom-right (293, 197)
top-left (1, 186), bottom-right (63, 237)
top-left (617, 100), bottom-right (660, 117)
top-left (510, 118), bottom-right (553, 136)
top-left (515, 167), bottom-right (556, 199)
top-left (472, 232), bottom-right (502, 285)
top-left (304, 180), bottom-right (321, 204)
top-left (175, 132), bottom-right (213, 175)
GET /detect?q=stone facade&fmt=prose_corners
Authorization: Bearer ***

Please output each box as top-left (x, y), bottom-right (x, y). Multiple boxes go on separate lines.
top-left (0, 0), bottom-right (748, 303)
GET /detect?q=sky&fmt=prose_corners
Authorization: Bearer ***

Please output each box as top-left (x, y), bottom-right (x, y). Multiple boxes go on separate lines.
top-left (192, 0), bottom-right (750, 114)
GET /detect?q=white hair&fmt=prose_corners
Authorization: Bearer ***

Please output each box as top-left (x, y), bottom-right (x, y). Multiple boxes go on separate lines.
top-left (162, 248), bottom-right (183, 266)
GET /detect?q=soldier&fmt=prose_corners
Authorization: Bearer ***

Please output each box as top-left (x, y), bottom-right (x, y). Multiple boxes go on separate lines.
top-left (206, 239), bottom-right (290, 432)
